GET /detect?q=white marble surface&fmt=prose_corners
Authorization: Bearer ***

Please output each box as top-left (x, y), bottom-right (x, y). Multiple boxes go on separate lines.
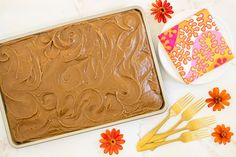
top-left (0, 0), bottom-right (236, 156)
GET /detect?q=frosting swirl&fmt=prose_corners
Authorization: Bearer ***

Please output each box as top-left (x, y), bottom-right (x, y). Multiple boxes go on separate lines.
top-left (0, 9), bottom-right (163, 144)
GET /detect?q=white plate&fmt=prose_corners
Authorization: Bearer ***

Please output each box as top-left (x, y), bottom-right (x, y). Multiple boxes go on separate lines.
top-left (158, 8), bottom-right (234, 85)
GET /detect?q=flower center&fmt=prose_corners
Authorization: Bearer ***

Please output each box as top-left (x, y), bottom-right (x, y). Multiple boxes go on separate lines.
top-left (110, 139), bottom-right (116, 145)
top-left (159, 7), bottom-right (166, 13)
top-left (214, 97), bottom-right (222, 103)
top-left (220, 131), bottom-right (227, 138)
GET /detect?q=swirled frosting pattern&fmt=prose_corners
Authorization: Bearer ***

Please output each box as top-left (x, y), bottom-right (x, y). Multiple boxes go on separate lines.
top-left (0, 9), bottom-right (163, 144)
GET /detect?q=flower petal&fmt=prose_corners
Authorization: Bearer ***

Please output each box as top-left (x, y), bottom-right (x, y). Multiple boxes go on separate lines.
top-left (109, 146), bottom-right (114, 155)
top-left (163, 0), bottom-right (167, 7)
top-left (99, 139), bottom-right (108, 144)
top-left (209, 90), bottom-right (214, 98)
top-left (222, 138), bottom-right (227, 145)
top-left (111, 128), bottom-right (116, 138)
top-left (213, 103), bottom-right (224, 111)
top-left (100, 143), bottom-right (109, 148)
top-left (227, 132), bottom-right (234, 138)
top-left (206, 98), bottom-right (214, 103)
top-left (157, 14), bottom-right (162, 23)
top-left (162, 15), bottom-right (167, 23)
top-left (213, 87), bottom-right (219, 97)
top-left (152, 3), bottom-right (159, 8)
top-left (214, 137), bottom-right (219, 143)
top-left (221, 100), bottom-right (230, 106)
top-left (117, 139), bottom-right (125, 144)
top-left (157, 0), bottom-right (162, 7)
top-left (113, 146), bottom-right (119, 154)
top-left (106, 130), bottom-right (111, 139)
top-left (211, 132), bottom-right (218, 137)
top-left (214, 136), bottom-right (222, 143)
top-left (104, 145), bottom-right (111, 154)
top-left (214, 125), bottom-right (222, 133)
top-left (101, 133), bottom-right (109, 141)
top-left (220, 90), bottom-right (227, 97)
top-left (222, 94), bottom-right (231, 100)
top-left (208, 102), bottom-right (215, 108)
top-left (116, 144), bottom-right (123, 150)
top-left (114, 129), bottom-right (120, 138)
top-left (116, 134), bottom-right (124, 140)
top-left (164, 13), bottom-right (172, 18)
top-left (166, 10), bottom-right (174, 14)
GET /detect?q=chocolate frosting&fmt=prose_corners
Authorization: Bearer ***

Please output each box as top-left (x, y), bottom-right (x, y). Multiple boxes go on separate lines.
top-left (0, 9), bottom-right (163, 143)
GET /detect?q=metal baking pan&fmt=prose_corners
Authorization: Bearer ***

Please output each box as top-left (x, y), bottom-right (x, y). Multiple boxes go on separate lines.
top-left (0, 6), bottom-right (168, 148)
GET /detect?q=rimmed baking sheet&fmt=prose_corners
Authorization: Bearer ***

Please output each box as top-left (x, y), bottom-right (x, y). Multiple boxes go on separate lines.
top-left (0, 6), bottom-right (168, 148)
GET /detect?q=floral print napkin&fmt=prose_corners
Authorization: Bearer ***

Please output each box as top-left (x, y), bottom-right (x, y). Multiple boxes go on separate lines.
top-left (158, 9), bottom-right (234, 84)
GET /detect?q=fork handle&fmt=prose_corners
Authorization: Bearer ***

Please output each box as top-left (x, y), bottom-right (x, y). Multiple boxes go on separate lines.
top-left (149, 118), bottom-right (183, 144)
top-left (137, 113), bottom-right (171, 148)
top-left (146, 118), bottom-right (184, 151)
top-left (149, 127), bottom-right (186, 143)
top-left (137, 138), bottom-right (180, 152)
top-left (170, 118), bottom-right (183, 130)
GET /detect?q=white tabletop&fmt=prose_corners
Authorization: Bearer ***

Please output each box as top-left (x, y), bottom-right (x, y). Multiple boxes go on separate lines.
top-left (0, 0), bottom-right (236, 157)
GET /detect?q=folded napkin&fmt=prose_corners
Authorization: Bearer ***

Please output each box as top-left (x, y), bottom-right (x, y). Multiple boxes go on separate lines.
top-left (158, 9), bottom-right (234, 84)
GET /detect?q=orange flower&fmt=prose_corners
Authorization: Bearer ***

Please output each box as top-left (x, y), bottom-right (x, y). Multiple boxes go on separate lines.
top-left (212, 124), bottom-right (234, 145)
top-left (99, 128), bottom-right (125, 155)
top-left (151, 0), bottom-right (174, 23)
top-left (206, 87), bottom-right (231, 111)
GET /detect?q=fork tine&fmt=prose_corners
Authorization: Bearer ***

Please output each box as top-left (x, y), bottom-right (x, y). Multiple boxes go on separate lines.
top-left (192, 99), bottom-right (205, 109)
top-left (184, 98), bottom-right (203, 113)
top-left (198, 133), bottom-right (210, 138)
top-left (206, 119), bottom-right (216, 123)
top-left (178, 95), bottom-right (192, 106)
top-left (178, 93), bottom-right (190, 102)
top-left (197, 116), bottom-right (216, 126)
top-left (181, 99), bottom-right (194, 110)
top-left (183, 93), bottom-right (192, 99)
top-left (209, 118), bottom-right (217, 123)
top-left (182, 130), bottom-right (210, 142)
top-left (206, 120), bottom-right (216, 125)
top-left (197, 134), bottom-right (210, 139)
top-left (181, 93), bottom-right (193, 103)
top-left (205, 116), bottom-right (216, 122)
top-left (200, 116), bottom-right (215, 121)
top-left (182, 96), bottom-right (194, 106)
top-left (194, 102), bottom-right (205, 112)
top-left (190, 98), bottom-right (203, 109)
top-left (197, 102), bottom-right (207, 112)
top-left (172, 93), bottom-right (194, 113)
top-left (205, 116), bottom-right (215, 120)
top-left (180, 98), bottom-right (206, 121)
top-left (209, 117), bottom-right (216, 122)
top-left (193, 101), bottom-right (207, 112)
top-left (194, 129), bottom-right (207, 133)
top-left (195, 130), bottom-right (209, 137)
top-left (196, 131), bottom-right (209, 136)
top-left (205, 119), bottom-right (216, 124)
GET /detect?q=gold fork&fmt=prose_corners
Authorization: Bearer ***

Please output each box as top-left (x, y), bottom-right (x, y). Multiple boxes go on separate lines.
top-left (150, 116), bottom-right (216, 142)
top-left (145, 98), bottom-right (208, 151)
top-left (137, 130), bottom-right (210, 152)
top-left (137, 93), bottom-right (194, 148)
top-left (169, 98), bottom-right (207, 131)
